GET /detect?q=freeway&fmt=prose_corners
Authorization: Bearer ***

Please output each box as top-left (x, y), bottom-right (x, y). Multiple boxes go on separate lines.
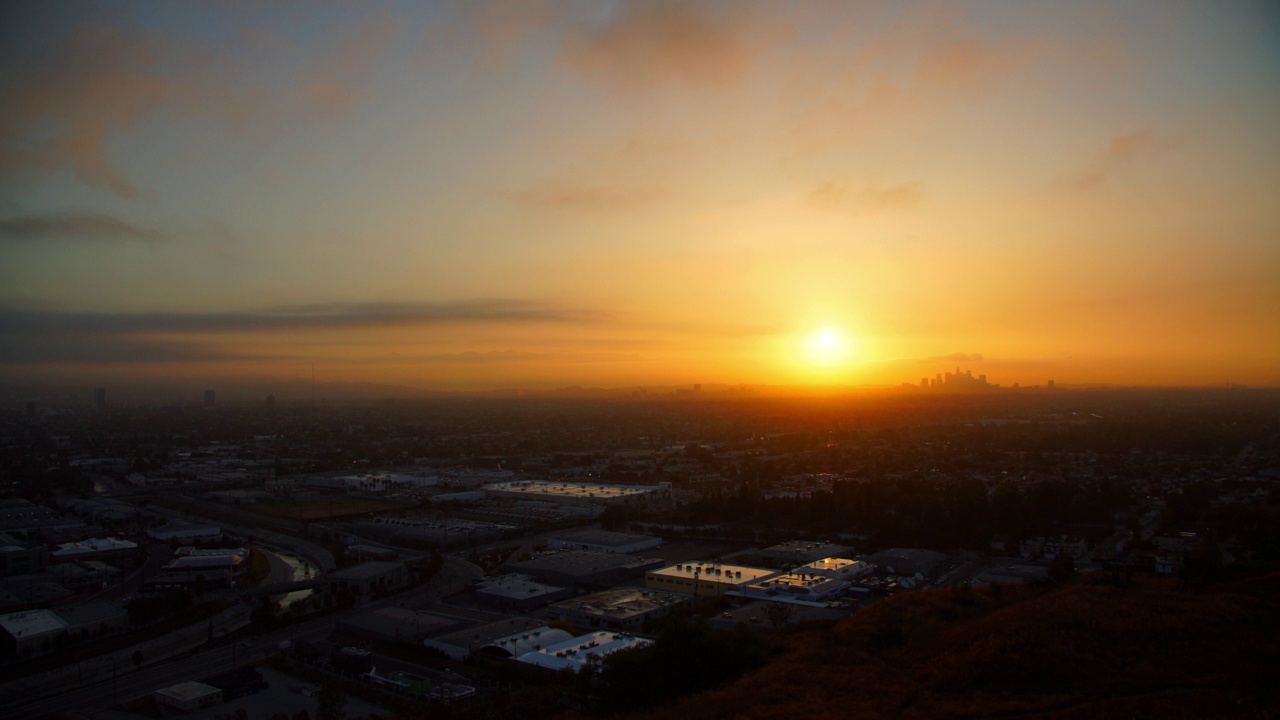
top-left (0, 554), bottom-right (482, 719)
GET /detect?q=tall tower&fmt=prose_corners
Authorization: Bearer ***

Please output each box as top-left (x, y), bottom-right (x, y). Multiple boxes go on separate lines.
top-left (94, 387), bottom-right (106, 412)
top-left (203, 390), bottom-right (216, 408)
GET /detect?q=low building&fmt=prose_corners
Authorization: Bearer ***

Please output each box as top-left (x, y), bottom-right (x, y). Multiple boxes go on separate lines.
top-left (328, 561), bottom-right (407, 596)
top-left (337, 607), bottom-right (462, 645)
top-left (863, 548), bottom-right (946, 577)
top-left (154, 681), bottom-right (223, 711)
top-left (472, 574), bottom-right (573, 612)
top-left (516, 630), bottom-right (653, 672)
top-left (507, 551), bottom-right (664, 587)
top-left (0, 609), bottom-right (68, 658)
top-left (483, 480), bottom-right (667, 507)
top-left (547, 587), bottom-right (693, 631)
top-left (147, 523), bottom-right (222, 543)
top-left (746, 541), bottom-right (854, 568)
top-left (424, 617), bottom-right (558, 661)
top-left (738, 572), bottom-right (848, 603)
top-left (970, 564), bottom-right (1049, 586)
top-left (645, 561), bottom-right (779, 598)
top-left (51, 537), bottom-right (138, 562)
top-left (0, 543), bottom-right (49, 577)
top-left (796, 557), bottom-right (874, 581)
top-left (56, 601), bottom-right (128, 640)
top-left (548, 529), bottom-right (661, 554)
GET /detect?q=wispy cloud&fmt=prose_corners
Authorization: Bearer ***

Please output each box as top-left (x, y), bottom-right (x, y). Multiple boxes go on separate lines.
top-left (918, 352), bottom-right (985, 364)
top-left (0, 212), bottom-right (162, 244)
top-left (0, 12), bottom-right (396, 198)
top-left (0, 300), bottom-right (603, 337)
top-left (560, 0), bottom-right (768, 93)
top-left (806, 181), bottom-right (925, 214)
top-left (1055, 126), bottom-right (1181, 192)
top-left (520, 179), bottom-right (662, 211)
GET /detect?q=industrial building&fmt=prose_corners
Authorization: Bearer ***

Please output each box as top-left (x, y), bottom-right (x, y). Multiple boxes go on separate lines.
top-left (0, 609), bottom-right (68, 658)
top-left (471, 574), bottom-right (573, 611)
top-left (482, 481), bottom-right (667, 507)
top-left (506, 551), bottom-right (664, 587)
top-left (423, 617), bottom-right (555, 661)
top-left (548, 529), bottom-right (661, 554)
top-left (147, 522), bottom-right (222, 543)
top-left (863, 548), bottom-right (947, 577)
top-left (328, 561), bottom-right (407, 597)
top-left (745, 540), bottom-right (854, 568)
top-left (547, 587), bottom-right (693, 631)
top-left (516, 630), bottom-right (653, 673)
top-left (645, 561), bottom-right (779, 598)
top-left (795, 557), bottom-right (875, 582)
top-left (155, 681), bottom-right (223, 712)
top-left (739, 572), bottom-right (849, 603)
top-left (336, 607), bottom-right (462, 645)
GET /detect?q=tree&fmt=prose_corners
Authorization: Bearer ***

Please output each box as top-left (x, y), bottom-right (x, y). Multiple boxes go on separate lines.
top-left (1049, 552), bottom-right (1078, 582)
top-left (316, 681), bottom-right (346, 720)
top-left (764, 601), bottom-right (795, 628)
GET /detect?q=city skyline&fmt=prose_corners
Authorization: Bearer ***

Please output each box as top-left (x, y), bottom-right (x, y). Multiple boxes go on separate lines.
top-left (2, 1), bottom-right (1277, 394)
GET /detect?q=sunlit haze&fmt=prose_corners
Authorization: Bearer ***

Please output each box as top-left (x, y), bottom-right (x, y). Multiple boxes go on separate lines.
top-left (2, 1), bottom-right (1277, 399)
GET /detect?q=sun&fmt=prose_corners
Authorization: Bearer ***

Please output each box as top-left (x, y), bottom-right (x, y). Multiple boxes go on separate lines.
top-left (804, 326), bottom-right (856, 367)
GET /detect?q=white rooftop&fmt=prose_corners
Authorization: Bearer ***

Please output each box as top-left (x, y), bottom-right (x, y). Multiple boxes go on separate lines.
top-left (516, 630), bottom-right (652, 672)
top-left (0, 609), bottom-right (69, 638)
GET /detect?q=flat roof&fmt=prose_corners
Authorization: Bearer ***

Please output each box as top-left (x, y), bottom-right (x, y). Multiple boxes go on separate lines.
top-left (156, 681), bottom-right (222, 702)
top-left (474, 574), bottom-right (565, 600)
top-left (484, 481), bottom-right (660, 499)
top-left (761, 541), bottom-right (852, 556)
top-left (0, 609), bottom-right (69, 638)
top-left (509, 551), bottom-right (658, 578)
top-left (549, 587), bottom-right (689, 619)
top-left (517, 631), bottom-right (653, 672)
top-left (329, 561), bottom-right (404, 581)
top-left (551, 529), bottom-right (658, 547)
top-left (648, 561), bottom-right (777, 583)
top-left (428, 617), bottom-right (547, 648)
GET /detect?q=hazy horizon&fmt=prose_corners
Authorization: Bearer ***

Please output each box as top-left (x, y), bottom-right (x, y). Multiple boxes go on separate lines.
top-left (2, 1), bottom-right (1277, 393)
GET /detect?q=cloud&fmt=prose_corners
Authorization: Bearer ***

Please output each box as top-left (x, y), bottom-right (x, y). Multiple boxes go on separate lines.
top-left (918, 352), bottom-right (985, 363)
top-left (0, 300), bottom-right (603, 337)
top-left (1055, 126), bottom-right (1181, 192)
top-left (0, 300), bottom-right (604, 366)
top-left (806, 181), bottom-right (925, 213)
top-left (0, 12), bottom-right (395, 198)
top-left (0, 212), bottom-right (162, 244)
top-left (520, 179), bottom-right (662, 211)
top-left (561, 0), bottom-right (765, 92)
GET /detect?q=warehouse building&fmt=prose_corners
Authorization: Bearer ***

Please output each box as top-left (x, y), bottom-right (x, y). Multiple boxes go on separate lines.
top-left (483, 481), bottom-right (667, 507)
top-left (795, 557), bottom-right (875, 582)
top-left (516, 630), bottom-right (653, 673)
top-left (645, 561), bottom-right (779, 598)
top-left (328, 561), bottom-right (407, 597)
top-left (744, 540), bottom-right (853, 568)
top-left (863, 548), bottom-right (947, 577)
top-left (472, 574), bottom-right (573, 612)
top-left (0, 609), bottom-right (68, 658)
top-left (547, 587), bottom-right (692, 631)
top-left (424, 617), bottom-right (558, 661)
top-left (507, 550), bottom-right (664, 587)
top-left (548, 529), bottom-right (661, 554)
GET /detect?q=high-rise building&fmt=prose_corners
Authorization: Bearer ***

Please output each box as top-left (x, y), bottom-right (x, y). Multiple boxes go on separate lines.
top-left (203, 390), bottom-right (215, 408)
top-left (94, 388), bottom-right (106, 412)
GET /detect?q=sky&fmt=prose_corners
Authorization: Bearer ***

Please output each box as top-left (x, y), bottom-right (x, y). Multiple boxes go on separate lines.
top-left (1, 0), bottom-right (1278, 397)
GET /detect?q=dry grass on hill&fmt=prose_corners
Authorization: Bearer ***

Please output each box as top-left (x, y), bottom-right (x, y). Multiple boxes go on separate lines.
top-left (625, 575), bottom-right (1279, 720)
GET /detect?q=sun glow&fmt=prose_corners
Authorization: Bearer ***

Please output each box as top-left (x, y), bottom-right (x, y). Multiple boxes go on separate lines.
top-left (804, 327), bottom-right (857, 367)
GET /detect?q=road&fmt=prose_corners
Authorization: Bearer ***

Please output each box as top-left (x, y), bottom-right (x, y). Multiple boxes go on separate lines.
top-left (0, 553), bottom-right (482, 719)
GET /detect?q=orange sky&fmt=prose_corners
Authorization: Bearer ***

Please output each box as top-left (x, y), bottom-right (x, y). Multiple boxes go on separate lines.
top-left (1, 1), bottom-right (1277, 396)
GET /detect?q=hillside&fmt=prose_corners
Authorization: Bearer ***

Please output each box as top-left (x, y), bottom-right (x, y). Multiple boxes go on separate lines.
top-left (624, 575), bottom-right (1279, 720)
